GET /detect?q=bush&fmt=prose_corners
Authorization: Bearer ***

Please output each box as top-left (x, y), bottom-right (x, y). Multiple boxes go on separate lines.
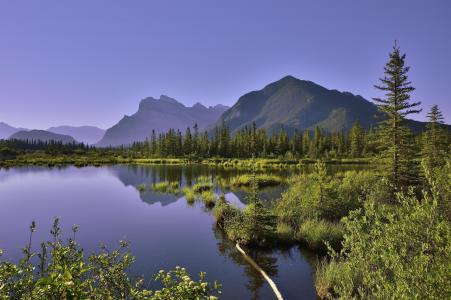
top-left (316, 190), bottom-right (451, 299)
top-left (212, 195), bottom-right (240, 227)
top-left (0, 218), bottom-right (221, 299)
top-left (274, 165), bottom-right (384, 227)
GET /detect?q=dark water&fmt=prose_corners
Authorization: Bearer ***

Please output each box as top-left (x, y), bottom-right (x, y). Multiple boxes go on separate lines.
top-left (0, 164), bottom-right (364, 299)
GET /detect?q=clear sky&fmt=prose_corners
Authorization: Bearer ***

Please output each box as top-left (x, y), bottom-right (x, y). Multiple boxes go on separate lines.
top-left (0, 0), bottom-right (450, 129)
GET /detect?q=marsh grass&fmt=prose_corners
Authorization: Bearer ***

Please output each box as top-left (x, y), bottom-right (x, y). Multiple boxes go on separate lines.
top-left (297, 219), bottom-right (343, 253)
top-left (200, 190), bottom-right (216, 208)
top-left (152, 181), bottom-right (180, 194)
top-left (230, 174), bottom-right (283, 188)
top-left (275, 222), bottom-right (296, 244)
top-left (183, 187), bottom-right (196, 204)
top-left (193, 176), bottom-right (214, 193)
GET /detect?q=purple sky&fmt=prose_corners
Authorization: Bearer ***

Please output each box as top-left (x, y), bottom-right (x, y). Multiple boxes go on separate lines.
top-left (0, 0), bottom-right (450, 129)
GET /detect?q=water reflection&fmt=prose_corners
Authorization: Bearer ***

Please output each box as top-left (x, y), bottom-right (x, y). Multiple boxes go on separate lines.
top-left (110, 164), bottom-right (291, 206)
top-left (0, 164), bottom-right (366, 299)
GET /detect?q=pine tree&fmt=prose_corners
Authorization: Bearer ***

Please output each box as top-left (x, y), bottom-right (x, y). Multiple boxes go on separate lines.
top-left (302, 130), bottom-right (310, 157)
top-left (422, 105), bottom-right (448, 169)
top-left (349, 121), bottom-right (364, 158)
top-left (373, 42), bottom-right (421, 192)
top-left (244, 157), bottom-right (276, 246)
top-left (184, 127), bottom-right (192, 155)
top-left (150, 130), bottom-right (157, 156)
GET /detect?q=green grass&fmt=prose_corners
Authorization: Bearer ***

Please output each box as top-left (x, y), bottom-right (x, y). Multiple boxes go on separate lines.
top-left (152, 181), bottom-right (180, 193)
top-left (192, 176), bottom-right (214, 193)
top-left (200, 190), bottom-right (216, 207)
top-left (314, 259), bottom-right (343, 299)
top-left (230, 174), bottom-right (283, 188)
top-left (183, 187), bottom-right (196, 204)
top-left (297, 219), bottom-right (343, 253)
top-left (275, 222), bottom-right (296, 244)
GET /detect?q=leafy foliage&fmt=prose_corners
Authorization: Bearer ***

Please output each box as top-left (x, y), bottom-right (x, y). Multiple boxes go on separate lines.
top-left (315, 165), bottom-right (451, 299)
top-left (0, 218), bottom-right (221, 300)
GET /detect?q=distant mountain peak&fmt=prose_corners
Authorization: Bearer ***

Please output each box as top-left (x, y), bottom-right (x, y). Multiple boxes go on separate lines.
top-left (159, 95), bottom-right (179, 104)
top-left (192, 102), bottom-right (207, 109)
top-left (97, 95), bottom-right (229, 146)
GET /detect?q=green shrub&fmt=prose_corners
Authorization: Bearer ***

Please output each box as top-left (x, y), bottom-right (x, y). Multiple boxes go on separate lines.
top-left (212, 195), bottom-right (240, 227)
top-left (0, 218), bottom-right (221, 299)
top-left (274, 164), bottom-right (385, 228)
top-left (316, 190), bottom-right (450, 299)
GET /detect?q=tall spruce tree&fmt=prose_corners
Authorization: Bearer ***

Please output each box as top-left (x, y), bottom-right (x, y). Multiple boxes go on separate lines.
top-left (373, 42), bottom-right (421, 192)
top-left (422, 105), bottom-right (448, 169)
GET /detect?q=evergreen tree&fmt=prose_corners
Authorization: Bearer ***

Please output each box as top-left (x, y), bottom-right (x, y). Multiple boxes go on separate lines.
top-left (184, 127), bottom-right (192, 155)
top-left (422, 105), bottom-right (448, 169)
top-left (150, 130), bottom-right (157, 156)
top-left (373, 42), bottom-right (421, 192)
top-left (302, 130), bottom-right (310, 157)
top-left (349, 121), bottom-right (364, 158)
top-left (243, 158), bottom-right (276, 246)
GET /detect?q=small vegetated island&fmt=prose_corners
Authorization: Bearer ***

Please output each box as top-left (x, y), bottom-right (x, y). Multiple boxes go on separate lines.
top-left (0, 44), bottom-right (450, 299)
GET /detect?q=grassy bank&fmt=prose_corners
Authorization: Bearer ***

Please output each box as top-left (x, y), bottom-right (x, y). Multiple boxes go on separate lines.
top-left (0, 153), bottom-right (371, 168)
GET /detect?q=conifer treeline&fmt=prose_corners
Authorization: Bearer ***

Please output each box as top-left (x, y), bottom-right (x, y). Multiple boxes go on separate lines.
top-left (127, 117), bottom-right (448, 159)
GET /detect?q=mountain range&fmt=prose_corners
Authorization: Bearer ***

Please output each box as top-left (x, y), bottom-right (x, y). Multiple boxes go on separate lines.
top-left (10, 130), bottom-right (78, 144)
top-left (96, 95), bottom-right (229, 146)
top-left (2, 76), bottom-right (445, 146)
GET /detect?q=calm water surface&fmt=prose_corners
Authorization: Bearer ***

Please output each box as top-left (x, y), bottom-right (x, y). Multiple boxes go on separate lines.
top-left (0, 165), bottom-right (365, 299)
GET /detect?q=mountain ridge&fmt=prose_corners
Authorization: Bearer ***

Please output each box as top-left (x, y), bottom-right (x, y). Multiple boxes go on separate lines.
top-left (9, 130), bottom-right (78, 144)
top-left (96, 95), bottom-right (229, 147)
top-left (213, 75), bottom-right (432, 134)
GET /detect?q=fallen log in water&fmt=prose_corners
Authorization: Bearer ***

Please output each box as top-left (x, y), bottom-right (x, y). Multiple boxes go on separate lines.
top-left (235, 243), bottom-right (284, 300)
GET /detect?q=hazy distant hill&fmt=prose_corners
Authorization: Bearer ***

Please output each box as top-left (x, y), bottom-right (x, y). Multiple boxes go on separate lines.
top-left (214, 75), bottom-right (430, 134)
top-left (97, 95), bottom-right (229, 147)
top-left (9, 130), bottom-right (78, 144)
top-left (48, 125), bottom-right (105, 145)
top-left (0, 122), bottom-right (27, 139)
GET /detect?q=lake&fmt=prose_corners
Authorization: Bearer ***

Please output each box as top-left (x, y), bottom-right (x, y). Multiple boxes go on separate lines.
top-left (0, 164), bottom-right (362, 299)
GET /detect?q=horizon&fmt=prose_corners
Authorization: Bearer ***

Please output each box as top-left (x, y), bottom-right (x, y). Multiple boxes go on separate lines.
top-left (1, 0), bottom-right (450, 129)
